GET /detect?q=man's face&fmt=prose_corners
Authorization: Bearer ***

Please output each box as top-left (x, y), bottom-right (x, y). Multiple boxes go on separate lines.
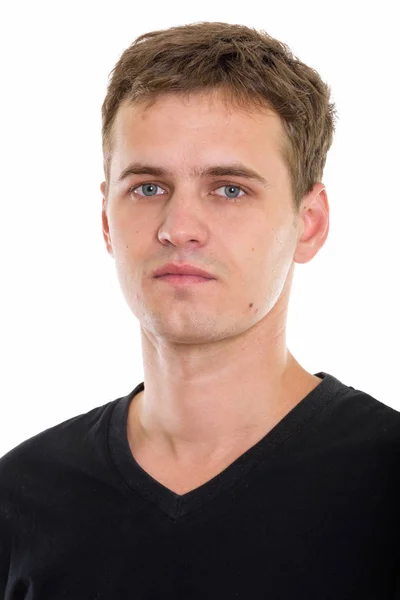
top-left (101, 91), bottom-right (304, 344)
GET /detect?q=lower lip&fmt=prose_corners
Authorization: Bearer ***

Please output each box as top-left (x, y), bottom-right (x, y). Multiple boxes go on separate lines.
top-left (155, 274), bottom-right (214, 285)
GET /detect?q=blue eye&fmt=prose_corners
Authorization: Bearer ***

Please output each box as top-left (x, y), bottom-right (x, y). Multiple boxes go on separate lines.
top-left (132, 183), bottom-right (164, 196)
top-left (216, 185), bottom-right (245, 200)
top-left (128, 183), bottom-right (246, 201)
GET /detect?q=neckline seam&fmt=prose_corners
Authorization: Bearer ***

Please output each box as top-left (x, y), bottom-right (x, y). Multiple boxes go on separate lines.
top-left (106, 373), bottom-right (341, 517)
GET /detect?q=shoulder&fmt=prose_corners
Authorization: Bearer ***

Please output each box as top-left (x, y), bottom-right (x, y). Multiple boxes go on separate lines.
top-left (318, 373), bottom-right (400, 470)
top-left (320, 372), bottom-right (400, 426)
top-left (0, 397), bottom-right (120, 493)
top-left (334, 377), bottom-right (400, 435)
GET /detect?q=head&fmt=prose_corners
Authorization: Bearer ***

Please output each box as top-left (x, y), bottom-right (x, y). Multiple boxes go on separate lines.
top-left (100, 22), bottom-right (335, 344)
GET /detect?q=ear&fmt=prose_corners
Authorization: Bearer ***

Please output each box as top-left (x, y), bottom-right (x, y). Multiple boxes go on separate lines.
top-left (294, 182), bottom-right (329, 265)
top-left (101, 181), bottom-right (113, 257)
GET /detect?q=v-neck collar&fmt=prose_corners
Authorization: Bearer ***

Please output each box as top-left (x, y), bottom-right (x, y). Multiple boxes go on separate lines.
top-left (108, 372), bottom-right (341, 520)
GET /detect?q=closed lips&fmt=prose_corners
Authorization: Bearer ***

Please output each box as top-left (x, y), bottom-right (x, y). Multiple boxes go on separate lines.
top-left (153, 264), bottom-right (215, 278)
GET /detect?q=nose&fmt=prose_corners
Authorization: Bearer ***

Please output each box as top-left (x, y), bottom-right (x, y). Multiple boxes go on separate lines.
top-left (157, 187), bottom-right (209, 249)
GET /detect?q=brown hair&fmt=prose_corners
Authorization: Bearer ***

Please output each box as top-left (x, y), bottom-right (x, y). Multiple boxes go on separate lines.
top-left (101, 21), bottom-right (337, 212)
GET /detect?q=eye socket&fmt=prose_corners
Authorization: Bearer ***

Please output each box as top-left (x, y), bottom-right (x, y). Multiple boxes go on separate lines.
top-left (129, 183), bottom-right (166, 197)
top-left (214, 185), bottom-right (246, 200)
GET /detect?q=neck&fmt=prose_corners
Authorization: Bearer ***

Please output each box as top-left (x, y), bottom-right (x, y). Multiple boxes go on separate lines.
top-left (128, 340), bottom-right (321, 465)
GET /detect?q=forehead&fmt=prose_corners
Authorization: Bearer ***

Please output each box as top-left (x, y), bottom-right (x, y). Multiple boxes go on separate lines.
top-left (109, 92), bottom-right (288, 180)
top-left (114, 91), bottom-right (283, 138)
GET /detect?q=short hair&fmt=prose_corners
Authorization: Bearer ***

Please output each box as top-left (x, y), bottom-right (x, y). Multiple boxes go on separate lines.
top-left (101, 21), bottom-right (337, 212)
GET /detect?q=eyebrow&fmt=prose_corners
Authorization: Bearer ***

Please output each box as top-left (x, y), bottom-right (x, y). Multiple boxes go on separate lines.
top-left (116, 162), bottom-right (270, 188)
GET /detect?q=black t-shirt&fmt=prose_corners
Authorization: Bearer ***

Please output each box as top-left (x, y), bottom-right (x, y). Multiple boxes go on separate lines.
top-left (1, 371), bottom-right (400, 599)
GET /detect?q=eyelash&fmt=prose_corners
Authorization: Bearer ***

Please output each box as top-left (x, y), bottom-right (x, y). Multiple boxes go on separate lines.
top-left (127, 183), bottom-right (248, 203)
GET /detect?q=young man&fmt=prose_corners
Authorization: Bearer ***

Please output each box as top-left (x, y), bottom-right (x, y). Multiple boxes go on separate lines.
top-left (1, 22), bottom-right (399, 599)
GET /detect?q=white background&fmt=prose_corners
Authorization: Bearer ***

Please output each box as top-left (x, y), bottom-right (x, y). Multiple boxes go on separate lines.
top-left (0, 0), bottom-right (399, 457)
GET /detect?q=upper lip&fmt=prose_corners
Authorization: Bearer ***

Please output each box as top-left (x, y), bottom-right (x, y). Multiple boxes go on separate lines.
top-left (153, 263), bottom-right (215, 279)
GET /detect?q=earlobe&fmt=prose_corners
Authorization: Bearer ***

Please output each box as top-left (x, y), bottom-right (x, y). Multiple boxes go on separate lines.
top-left (294, 183), bottom-right (329, 265)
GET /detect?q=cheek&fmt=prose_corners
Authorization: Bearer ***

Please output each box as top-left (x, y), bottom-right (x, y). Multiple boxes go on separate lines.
top-left (245, 227), bottom-right (295, 298)
top-left (108, 210), bottom-right (141, 254)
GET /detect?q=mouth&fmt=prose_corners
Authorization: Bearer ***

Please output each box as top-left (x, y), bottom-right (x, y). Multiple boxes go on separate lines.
top-left (154, 274), bottom-right (215, 285)
top-left (152, 262), bottom-right (216, 279)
